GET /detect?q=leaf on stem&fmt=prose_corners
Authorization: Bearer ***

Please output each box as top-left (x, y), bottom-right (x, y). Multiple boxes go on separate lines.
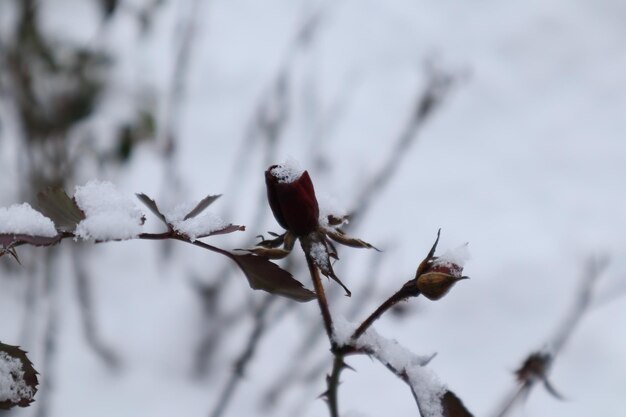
top-left (37, 187), bottom-right (85, 233)
top-left (135, 193), bottom-right (168, 225)
top-left (325, 229), bottom-right (380, 251)
top-left (0, 342), bottom-right (39, 410)
top-left (183, 194), bottom-right (221, 220)
top-left (230, 254), bottom-right (316, 302)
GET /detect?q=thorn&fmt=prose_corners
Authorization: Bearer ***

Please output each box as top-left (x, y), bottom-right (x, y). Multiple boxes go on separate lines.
top-left (342, 361), bottom-right (356, 372)
top-left (542, 377), bottom-right (566, 400)
top-left (317, 389), bottom-right (329, 400)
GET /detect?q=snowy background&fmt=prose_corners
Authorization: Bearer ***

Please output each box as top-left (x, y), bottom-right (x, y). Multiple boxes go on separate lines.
top-left (1, 0), bottom-right (625, 416)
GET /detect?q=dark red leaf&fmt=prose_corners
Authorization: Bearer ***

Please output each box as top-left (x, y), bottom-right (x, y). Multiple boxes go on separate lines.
top-left (136, 193), bottom-right (168, 225)
top-left (37, 187), bottom-right (85, 233)
top-left (230, 254), bottom-right (316, 302)
top-left (0, 342), bottom-right (39, 409)
top-left (183, 194), bottom-right (221, 220)
top-left (193, 224), bottom-right (244, 239)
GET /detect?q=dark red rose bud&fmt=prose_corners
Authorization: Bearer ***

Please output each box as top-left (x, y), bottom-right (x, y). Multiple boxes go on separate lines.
top-left (265, 164), bottom-right (319, 236)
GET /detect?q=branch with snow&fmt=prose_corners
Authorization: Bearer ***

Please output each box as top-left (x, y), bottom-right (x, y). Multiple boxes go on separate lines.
top-left (331, 318), bottom-right (471, 417)
top-left (302, 229), bottom-right (472, 417)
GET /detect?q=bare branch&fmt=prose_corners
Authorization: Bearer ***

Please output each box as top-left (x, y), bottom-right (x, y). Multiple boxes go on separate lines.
top-left (208, 296), bottom-right (277, 417)
top-left (493, 256), bottom-right (610, 417)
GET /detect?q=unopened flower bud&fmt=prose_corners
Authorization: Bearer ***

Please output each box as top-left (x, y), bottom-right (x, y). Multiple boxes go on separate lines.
top-left (265, 161), bottom-right (319, 237)
top-left (417, 244), bottom-right (469, 300)
top-left (416, 271), bottom-right (467, 300)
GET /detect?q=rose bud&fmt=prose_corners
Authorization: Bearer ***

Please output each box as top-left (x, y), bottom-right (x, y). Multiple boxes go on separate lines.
top-left (265, 160), bottom-right (319, 237)
top-left (417, 244), bottom-right (469, 301)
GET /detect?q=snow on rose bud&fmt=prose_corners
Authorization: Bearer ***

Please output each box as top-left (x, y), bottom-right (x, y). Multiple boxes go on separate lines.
top-left (416, 243), bottom-right (469, 300)
top-left (265, 162), bottom-right (319, 237)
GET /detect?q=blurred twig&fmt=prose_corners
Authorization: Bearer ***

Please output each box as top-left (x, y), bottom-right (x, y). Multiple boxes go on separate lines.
top-left (33, 249), bottom-right (60, 417)
top-left (493, 256), bottom-right (610, 417)
top-left (348, 65), bottom-right (459, 229)
top-left (208, 295), bottom-right (278, 417)
top-left (71, 247), bottom-right (121, 369)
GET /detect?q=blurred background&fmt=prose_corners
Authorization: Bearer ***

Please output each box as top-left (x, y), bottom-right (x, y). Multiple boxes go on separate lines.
top-left (1, 0), bottom-right (625, 416)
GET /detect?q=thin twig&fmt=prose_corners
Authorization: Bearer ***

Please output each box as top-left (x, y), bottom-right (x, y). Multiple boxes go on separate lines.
top-left (351, 283), bottom-right (416, 340)
top-left (493, 256), bottom-right (610, 417)
top-left (208, 295), bottom-right (276, 417)
top-left (348, 67), bottom-right (457, 229)
top-left (71, 246), bottom-right (121, 369)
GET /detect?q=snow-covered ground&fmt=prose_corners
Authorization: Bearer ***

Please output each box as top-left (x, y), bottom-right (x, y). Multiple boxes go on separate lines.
top-left (1, 0), bottom-right (625, 416)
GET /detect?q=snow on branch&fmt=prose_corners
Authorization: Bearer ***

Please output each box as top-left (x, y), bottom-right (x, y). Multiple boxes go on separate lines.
top-left (74, 180), bottom-right (145, 241)
top-left (333, 318), bottom-right (447, 417)
top-left (0, 204), bottom-right (57, 237)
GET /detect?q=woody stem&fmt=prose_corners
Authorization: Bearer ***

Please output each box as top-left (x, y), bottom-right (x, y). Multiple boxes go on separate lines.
top-left (304, 252), bottom-right (334, 344)
top-left (352, 283), bottom-right (417, 341)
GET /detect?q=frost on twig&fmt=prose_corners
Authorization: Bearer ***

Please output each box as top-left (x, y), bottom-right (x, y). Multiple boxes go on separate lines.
top-left (332, 318), bottom-right (472, 417)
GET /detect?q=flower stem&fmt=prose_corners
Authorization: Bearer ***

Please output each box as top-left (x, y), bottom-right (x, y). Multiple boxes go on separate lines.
top-left (326, 354), bottom-right (344, 417)
top-left (304, 252), bottom-right (334, 343)
top-left (351, 282), bottom-right (418, 340)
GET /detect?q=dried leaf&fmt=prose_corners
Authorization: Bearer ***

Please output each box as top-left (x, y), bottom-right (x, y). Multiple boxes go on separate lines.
top-left (256, 233), bottom-right (286, 248)
top-left (193, 224), bottom-right (245, 239)
top-left (318, 256), bottom-right (351, 297)
top-left (183, 194), bottom-right (221, 220)
top-left (237, 247), bottom-right (292, 260)
top-left (37, 187), bottom-right (85, 233)
top-left (326, 229), bottom-right (380, 251)
top-left (0, 342), bottom-right (39, 409)
top-left (230, 254), bottom-right (316, 302)
top-left (441, 390), bottom-right (474, 417)
top-left (135, 193), bottom-right (168, 225)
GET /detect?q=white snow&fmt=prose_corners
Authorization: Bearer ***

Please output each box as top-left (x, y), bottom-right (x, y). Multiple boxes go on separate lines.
top-left (164, 200), bottom-right (228, 242)
top-left (434, 244), bottom-right (470, 268)
top-left (0, 203), bottom-right (57, 237)
top-left (309, 240), bottom-right (330, 270)
top-left (318, 193), bottom-right (349, 229)
top-left (269, 157), bottom-right (304, 183)
top-left (333, 317), bottom-right (445, 416)
top-left (406, 366), bottom-right (446, 417)
top-left (0, 352), bottom-right (34, 405)
top-left (74, 181), bottom-right (144, 241)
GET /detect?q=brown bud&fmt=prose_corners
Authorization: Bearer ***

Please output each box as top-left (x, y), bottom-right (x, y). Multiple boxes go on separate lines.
top-left (265, 164), bottom-right (319, 236)
top-left (416, 271), bottom-right (468, 301)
